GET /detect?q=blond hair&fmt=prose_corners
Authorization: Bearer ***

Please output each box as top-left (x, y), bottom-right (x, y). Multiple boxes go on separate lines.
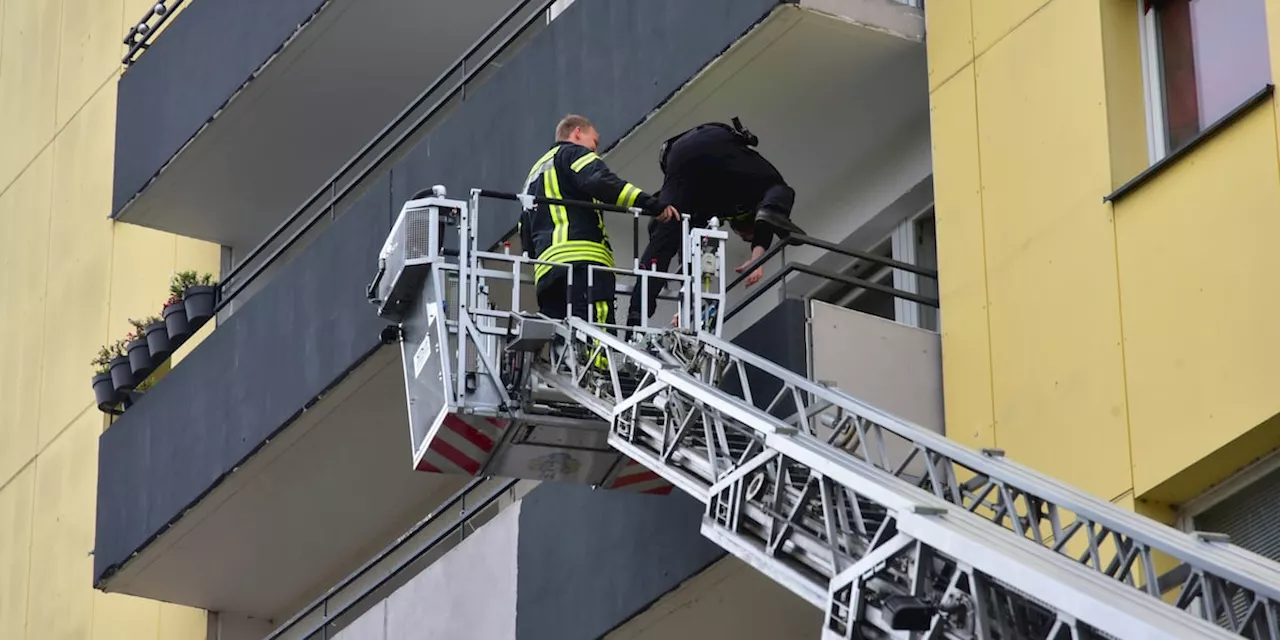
top-left (555, 114), bottom-right (594, 141)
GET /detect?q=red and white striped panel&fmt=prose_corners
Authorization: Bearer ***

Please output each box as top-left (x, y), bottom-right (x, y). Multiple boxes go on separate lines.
top-left (415, 413), bottom-right (509, 476)
top-left (605, 459), bottom-right (674, 495)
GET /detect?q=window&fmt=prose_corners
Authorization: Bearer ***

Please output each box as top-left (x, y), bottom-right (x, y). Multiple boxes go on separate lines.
top-left (1140, 0), bottom-right (1271, 159)
top-left (813, 210), bottom-right (938, 331)
top-left (890, 212), bottom-right (938, 331)
top-left (1191, 464), bottom-right (1280, 564)
top-left (1178, 452), bottom-right (1280, 625)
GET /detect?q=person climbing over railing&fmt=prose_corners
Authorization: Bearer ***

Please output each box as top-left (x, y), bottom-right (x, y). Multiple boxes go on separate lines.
top-left (625, 117), bottom-right (803, 329)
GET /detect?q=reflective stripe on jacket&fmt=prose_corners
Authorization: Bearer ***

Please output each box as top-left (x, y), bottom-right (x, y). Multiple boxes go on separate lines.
top-left (518, 141), bottom-right (661, 282)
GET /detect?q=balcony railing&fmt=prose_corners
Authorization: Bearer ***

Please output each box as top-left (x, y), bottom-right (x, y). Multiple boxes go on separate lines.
top-left (123, 0), bottom-right (187, 65)
top-left (265, 477), bottom-right (525, 640)
top-left (724, 232), bottom-right (940, 323)
top-left (212, 0), bottom-right (557, 317)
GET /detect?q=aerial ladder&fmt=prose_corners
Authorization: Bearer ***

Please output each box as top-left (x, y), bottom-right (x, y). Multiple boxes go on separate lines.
top-left (367, 187), bottom-right (1280, 639)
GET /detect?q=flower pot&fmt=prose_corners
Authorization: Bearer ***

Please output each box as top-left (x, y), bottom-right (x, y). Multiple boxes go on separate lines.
top-left (128, 337), bottom-right (153, 378)
top-left (145, 321), bottom-right (172, 362)
top-left (109, 355), bottom-right (136, 393)
top-left (93, 372), bottom-right (121, 413)
top-left (164, 301), bottom-right (191, 347)
top-left (183, 285), bottom-right (216, 331)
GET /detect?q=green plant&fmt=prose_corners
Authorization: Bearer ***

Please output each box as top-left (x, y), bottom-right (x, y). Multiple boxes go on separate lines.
top-left (169, 271), bottom-right (193, 296)
top-left (130, 315), bottom-right (163, 335)
top-left (170, 270), bottom-right (217, 295)
top-left (163, 293), bottom-right (182, 309)
top-left (91, 345), bottom-right (114, 376)
top-left (92, 338), bottom-right (128, 375)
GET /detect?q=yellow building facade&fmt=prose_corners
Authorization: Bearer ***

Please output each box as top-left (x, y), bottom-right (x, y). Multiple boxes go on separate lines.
top-left (929, 0), bottom-right (1280, 528)
top-left (0, 0), bottom-right (214, 637)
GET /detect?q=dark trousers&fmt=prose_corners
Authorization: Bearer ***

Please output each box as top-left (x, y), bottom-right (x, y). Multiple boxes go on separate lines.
top-left (536, 261), bottom-right (617, 325)
top-left (626, 216), bottom-right (691, 326)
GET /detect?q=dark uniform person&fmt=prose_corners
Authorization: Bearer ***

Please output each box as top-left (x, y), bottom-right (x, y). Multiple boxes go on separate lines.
top-left (520, 114), bottom-right (675, 326)
top-left (625, 118), bottom-right (803, 328)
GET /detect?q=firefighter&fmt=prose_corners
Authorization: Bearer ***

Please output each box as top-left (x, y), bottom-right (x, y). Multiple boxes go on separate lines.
top-left (624, 118), bottom-right (803, 329)
top-left (519, 114), bottom-right (676, 327)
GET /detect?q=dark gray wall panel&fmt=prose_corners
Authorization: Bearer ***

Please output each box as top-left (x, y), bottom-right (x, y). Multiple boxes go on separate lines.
top-left (508, 305), bottom-right (806, 639)
top-left (723, 297), bottom-right (809, 418)
top-left (515, 483), bottom-right (722, 640)
top-left (94, 176), bottom-right (392, 584)
top-left (391, 0), bottom-right (786, 251)
top-left (113, 0), bottom-right (328, 214)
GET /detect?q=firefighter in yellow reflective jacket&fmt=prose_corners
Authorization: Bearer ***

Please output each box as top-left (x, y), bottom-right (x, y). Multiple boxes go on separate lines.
top-left (519, 114), bottom-right (676, 327)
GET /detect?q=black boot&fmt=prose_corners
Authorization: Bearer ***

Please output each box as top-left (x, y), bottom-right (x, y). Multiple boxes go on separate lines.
top-left (755, 206), bottom-right (804, 238)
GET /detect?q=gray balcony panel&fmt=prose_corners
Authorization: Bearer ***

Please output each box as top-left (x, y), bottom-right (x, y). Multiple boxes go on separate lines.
top-left (113, 0), bottom-right (328, 216)
top-left (113, 0), bottom-right (523, 256)
top-left (95, 175), bottom-right (393, 586)
top-left (390, 0), bottom-right (786, 252)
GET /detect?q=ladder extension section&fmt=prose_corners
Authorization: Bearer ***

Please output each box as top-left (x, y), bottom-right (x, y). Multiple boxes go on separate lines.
top-left (536, 319), bottom-right (1279, 639)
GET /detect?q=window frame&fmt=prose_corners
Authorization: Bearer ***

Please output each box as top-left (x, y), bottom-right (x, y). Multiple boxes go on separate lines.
top-left (1109, 1), bottom-right (1276, 202)
top-left (1173, 446), bottom-right (1280, 627)
top-left (1170, 449), bottom-right (1280, 622)
top-left (889, 208), bottom-right (938, 331)
top-left (1175, 448), bottom-right (1280, 533)
top-left (827, 243), bottom-right (895, 315)
top-left (1136, 0), bottom-right (1274, 164)
top-left (1137, 2), bottom-right (1171, 163)
top-left (829, 206), bottom-right (938, 330)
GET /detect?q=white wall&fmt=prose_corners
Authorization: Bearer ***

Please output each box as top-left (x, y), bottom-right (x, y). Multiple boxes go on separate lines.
top-left (333, 501), bottom-right (521, 640)
top-left (810, 300), bottom-right (943, 430)
top-left (809, 300), bottom-right (943, 482)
